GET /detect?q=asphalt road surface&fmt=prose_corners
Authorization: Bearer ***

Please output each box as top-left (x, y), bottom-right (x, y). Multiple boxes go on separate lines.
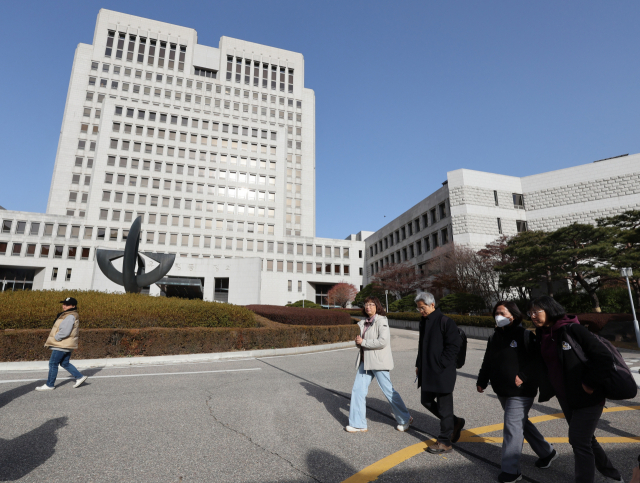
top-left (1, 328), bottom-right (639, 483)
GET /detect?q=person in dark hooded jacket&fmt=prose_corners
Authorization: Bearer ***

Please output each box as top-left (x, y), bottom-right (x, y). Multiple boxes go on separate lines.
top-left (477, 301), bottom-right (556, 483)
top-left (530, 295), bottom-right (622, 483)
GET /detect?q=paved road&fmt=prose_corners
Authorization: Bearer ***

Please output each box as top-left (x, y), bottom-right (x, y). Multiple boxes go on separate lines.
top-left (1, 328), bottom-right (639, 482)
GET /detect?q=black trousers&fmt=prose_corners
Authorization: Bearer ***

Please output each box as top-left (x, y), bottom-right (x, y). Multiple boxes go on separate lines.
top-left (559, 402), bottom-right (620, 483)
top-left (421, 391), bottom-right (457, 445)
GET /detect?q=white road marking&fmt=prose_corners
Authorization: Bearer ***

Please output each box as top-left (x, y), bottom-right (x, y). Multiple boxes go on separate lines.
top-left (257, 347), bottom-right (354, 360)
top-left (0, 358), bottom-right (258, 374)
top-left (0, 367), bottom-right (262, 384)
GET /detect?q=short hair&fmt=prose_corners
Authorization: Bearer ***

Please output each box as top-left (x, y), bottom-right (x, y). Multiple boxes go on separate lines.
top-left (493, 300), bottom-right (523, 325)
top-left (529, 295), bottom-right (566, 323)
top-left (361, 296), bottom-right (386, 317)
top-left (415, 292), bottom-right (435, 306)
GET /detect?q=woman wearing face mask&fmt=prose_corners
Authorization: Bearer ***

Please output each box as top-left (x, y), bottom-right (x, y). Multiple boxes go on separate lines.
top-left (477, 301), bottom-right (557, 483)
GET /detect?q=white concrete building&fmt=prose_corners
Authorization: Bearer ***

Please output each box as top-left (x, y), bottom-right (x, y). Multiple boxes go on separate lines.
top-left (364, 154), bottom-right (640, 285)
top-left (0, 9), bottom-right (371, 304)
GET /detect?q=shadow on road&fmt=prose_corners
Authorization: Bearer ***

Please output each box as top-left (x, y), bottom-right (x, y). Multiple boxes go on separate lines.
top-left (0, 417), bottom-right (67, 481)
top-left (300, 381), bottom-right (400, 430)
top-left (0, 381), bottom-right (42, 410)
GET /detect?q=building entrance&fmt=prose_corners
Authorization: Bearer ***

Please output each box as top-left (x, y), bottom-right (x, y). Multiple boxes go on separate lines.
top-left (0, 267), bottom-right (35, 292)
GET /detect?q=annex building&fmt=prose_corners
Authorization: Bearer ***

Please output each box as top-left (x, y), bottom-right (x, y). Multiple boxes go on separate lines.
top-left (0, 9), bottom-right (371, 304)
top-left (364, 154), bottom-right (640, 285)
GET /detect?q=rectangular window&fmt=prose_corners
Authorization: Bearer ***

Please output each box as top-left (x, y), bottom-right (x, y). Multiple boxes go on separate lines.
top-left (497, 217), bottom-right (502, 234)
top-left (51, 267), bottom-right (58, 281)
top-left (516, 220), bottom-right (528, 233)
top-left (494, 190), bottom-right (499, 206)
top-left (513, 194), bottom-right (525, 209)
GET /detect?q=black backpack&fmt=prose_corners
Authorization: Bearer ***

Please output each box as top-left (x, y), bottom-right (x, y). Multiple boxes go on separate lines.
top-left (456, 328), bottom-right (468, 369)
top-left (565, 325), bottom-right (637, 401)
top-left (440, 317), bottom-right (467, 369)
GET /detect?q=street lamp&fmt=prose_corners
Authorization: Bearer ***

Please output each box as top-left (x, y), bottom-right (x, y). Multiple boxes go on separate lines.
top-left (385, 290), bottom-right (389, 314)
top-left (302, 294), bottom-right (305, 309)
top-left (621, 268), bottom-right (640, 348)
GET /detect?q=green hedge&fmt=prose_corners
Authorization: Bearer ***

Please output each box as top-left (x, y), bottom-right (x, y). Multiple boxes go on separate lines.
top-left (246, 305), bottom-right (351, 326)
top-left (0, 325), bottom-right (360, 362)
top-left (0, 290), bottom-right (256, 330)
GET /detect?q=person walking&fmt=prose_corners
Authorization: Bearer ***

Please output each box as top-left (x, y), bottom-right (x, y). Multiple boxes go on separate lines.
top-left (414, 292), bottom-right (465, 454)
top-left (530, 295), bottom-right (622, 483)
top-left (476, 301), bottom-right (557, 483)
top-left (35, 297), bottom-right (88, 391)
top-left (346, 296), bottom-right (413, 433)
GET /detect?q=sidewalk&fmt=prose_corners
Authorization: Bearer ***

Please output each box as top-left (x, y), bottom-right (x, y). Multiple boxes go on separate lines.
top-left (0, 340), bottom-right (355, 372)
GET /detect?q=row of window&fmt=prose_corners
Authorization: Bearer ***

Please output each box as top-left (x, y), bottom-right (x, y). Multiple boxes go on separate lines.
top-left (106, 31), bottom-right (186, 72)
top-left (1, 220), bottom-right (355, 259)
top-left (226, 56), bottom-right (294, 93)
top-left (370, 202), bottom-right (449, 257)
top-left (92, 61), bottom-right (303, 108)
top-left (101, 175), bottom-right (277, 199)
top-left (105, 138), bottom-right (280, 156)
top-left (99, 203), bottom-right (275, 221)
top-left (102, 168), bottom-right (277, 187)
top-left (105, 156), bottom-right (277, 172)
top-left (370, 229), bottom-right (451, 276)
top-left (0, 242), bottom-right (90, 260)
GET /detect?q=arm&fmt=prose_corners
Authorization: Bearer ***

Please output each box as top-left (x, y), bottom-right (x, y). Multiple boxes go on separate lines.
top-left (439, 317), bottom-right (462, 369)
top-left (571, 324), bottom-right (614, 390)
top-left (360, 318), bottom-right (390, 350)
top-left (55, 315), bottom-right (76, 341)
top-left (476, 339), bottom-right (492, 389)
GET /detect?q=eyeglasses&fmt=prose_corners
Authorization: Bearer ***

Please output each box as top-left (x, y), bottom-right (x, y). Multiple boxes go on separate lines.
top-left (527, 309), bottom-right (544, 318)
top-left (364, 303), bottom-right (376, 307)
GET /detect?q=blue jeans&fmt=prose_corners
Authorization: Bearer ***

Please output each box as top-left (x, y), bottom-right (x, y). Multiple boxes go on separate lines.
top-left (349, 363), bottom-right (411, 429)
top-left (46, 350), bottom-right (83, 387)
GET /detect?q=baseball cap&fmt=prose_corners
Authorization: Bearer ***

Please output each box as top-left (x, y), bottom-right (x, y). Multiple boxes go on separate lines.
top-left (60, 297), bottom-right (78, 306)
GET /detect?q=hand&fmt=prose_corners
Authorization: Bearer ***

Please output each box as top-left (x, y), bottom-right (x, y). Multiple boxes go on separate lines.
top-left (582, 383), bottom-right (594, 394)
top-left (477, 385), bottom-right (484, 393)
top-left (515, 376), bottom-right (523, 387)
top-left (355, 335), bottom-right (363, 345)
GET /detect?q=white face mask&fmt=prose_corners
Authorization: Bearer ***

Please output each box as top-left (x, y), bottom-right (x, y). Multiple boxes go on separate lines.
top-left (495, 315), bottom-right (511, 327)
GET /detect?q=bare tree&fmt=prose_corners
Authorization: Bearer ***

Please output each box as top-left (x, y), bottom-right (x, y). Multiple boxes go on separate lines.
top-left (327, 282), bottom-right (358, 308)
top-left (372, 262), bottom-right (430, 300)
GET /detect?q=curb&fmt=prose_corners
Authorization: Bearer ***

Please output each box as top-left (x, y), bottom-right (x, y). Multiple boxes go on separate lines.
top-left (0, 341), bottom-right (356, 372)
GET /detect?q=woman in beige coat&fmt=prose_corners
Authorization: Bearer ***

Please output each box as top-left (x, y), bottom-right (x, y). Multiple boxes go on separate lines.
top-left (346, 296), bottom-right (413, 433)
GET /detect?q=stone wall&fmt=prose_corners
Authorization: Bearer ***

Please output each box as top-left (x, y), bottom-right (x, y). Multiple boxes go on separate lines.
top-left (528, 204), bottom-right (636, 231)
top-left (524, 172), bottom-right (640, 211)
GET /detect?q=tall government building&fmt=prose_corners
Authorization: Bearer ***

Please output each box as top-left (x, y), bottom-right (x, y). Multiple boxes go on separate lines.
top-left (0, 9), bottom-right (372, 303)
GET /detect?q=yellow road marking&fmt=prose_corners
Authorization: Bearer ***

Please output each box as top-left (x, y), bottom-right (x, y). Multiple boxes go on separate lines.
top-left (342, 405), bottom-right (640, 483)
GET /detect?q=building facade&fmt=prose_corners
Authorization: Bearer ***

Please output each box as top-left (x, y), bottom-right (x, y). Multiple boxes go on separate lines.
top-left (364, 154), bottom-right (640, 285)
top-left (0, 9), bottom-right (370, 305)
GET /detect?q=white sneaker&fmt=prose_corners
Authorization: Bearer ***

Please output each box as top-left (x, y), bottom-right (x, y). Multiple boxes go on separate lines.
top-left (397, 416), bottom-right (413, 432)
top-left (35, 384), bottom-right (55, 391)
top-left (73, 376), bottom-right (88, 388)
top-left (345, 426), bottom-right (368, 433)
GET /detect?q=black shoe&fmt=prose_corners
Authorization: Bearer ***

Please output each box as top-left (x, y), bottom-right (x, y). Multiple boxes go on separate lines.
top-left (426, 442), bottom-right (452, 454)
top-left (498, 472), bottom-right (522, 483)
top-left (535, 449), bottom-right (558, 469)
top-left (451, 417), bottom-right (465, 443)
top-left (598, 468), bottom-right (623, 482)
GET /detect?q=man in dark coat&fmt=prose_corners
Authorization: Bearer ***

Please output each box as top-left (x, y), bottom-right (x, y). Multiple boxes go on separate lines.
top-left (415, 292), bottom-right (465, 454)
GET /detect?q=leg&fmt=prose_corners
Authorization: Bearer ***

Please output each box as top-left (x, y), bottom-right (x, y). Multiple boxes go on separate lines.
top-left (498, 396), bottom-right (537, 475)
top-left (59, 352), bottom-right (83, 379)
top-left (373, 370), bottom-right (411, 425)
top-left (567, 404), bottom-right (619, 483)
top-left (349, 363), bottom-right (374, 429)
top-left (422, 392), bottom-right (454, 446)
top-left (46, 350), bottom-right (65, 387)
top-left (519, 397), bottom-right (555, 459)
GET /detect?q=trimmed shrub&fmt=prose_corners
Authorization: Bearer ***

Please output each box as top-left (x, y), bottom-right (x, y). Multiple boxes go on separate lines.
top-left (574, 313), bottom-right (633, 333)
top-left (383, 311), bottom-right (498, 328)
top-left (0, 324), bottom-right (360, 362)
top-left (389, 294), bottom-right (417, 313)
top-left (0, 290), bottom-right (256, 330)
top-left (438, 293), bottom-right (486, 314)
top-left (285, 300), bottom-right (322, 309)
top-left (246, 305), bottom-right (351, 326)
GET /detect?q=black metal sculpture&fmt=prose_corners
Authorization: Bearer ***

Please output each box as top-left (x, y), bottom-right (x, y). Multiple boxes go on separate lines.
top-left (96, 216), bottom-right (175, 293)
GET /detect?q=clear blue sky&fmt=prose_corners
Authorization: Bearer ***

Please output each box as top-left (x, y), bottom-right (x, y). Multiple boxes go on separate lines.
top-left (1, 1), bottom-right (639, 239)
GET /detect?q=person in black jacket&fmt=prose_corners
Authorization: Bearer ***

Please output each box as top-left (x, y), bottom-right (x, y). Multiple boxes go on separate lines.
top-left (531, 295), bottom-right (622, 483)
top-left (414, 292), bottom-right (464, 454)
top-left (477, 301), bottom-right (557, 483)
